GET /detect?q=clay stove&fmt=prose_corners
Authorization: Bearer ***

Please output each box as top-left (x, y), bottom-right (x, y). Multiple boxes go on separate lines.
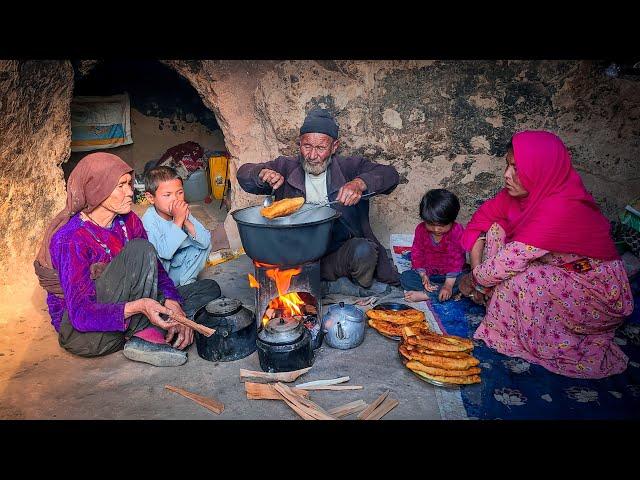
top-left (248, 259), bottom-right (324, 372)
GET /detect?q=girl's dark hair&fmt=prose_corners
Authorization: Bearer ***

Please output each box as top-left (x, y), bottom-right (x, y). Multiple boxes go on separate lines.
top-left (419, 189), bottom-right (460, 224)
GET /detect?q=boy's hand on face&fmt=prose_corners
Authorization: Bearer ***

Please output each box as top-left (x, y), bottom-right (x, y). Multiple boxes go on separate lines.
top-left (172, 200), bottom-right (190, 227)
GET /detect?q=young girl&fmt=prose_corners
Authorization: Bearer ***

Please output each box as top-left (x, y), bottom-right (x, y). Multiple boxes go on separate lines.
top-left (401, 189), bottom-right (467, 302)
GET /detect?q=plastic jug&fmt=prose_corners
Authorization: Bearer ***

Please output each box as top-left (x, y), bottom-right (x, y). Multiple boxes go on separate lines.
top-left (183, 169), bottom-right (209, 202)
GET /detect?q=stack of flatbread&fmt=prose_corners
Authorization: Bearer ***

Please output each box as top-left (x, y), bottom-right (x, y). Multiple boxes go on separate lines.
top-left (399, 325), bottom-right (481, 385)
top-left (366, 307), bottom-right (428, 338)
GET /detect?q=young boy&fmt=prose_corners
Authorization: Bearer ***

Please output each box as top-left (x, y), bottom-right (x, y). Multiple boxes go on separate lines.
top-left (142, 166), bottom-right (212, 287)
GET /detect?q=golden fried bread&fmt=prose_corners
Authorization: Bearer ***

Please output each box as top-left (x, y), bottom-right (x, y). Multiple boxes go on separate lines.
top-left (404, 344), bottom-right (471, 359)
top-left (366, 308), bottom-right (425, 324)
top-left (405, 360), bottom-right (481, 377)
top-left (369, 319), bottom-right (426, 337)
top-left (260, 197), bottom-right (305, 219)
top-left (406, 351), bottom-right (480, 370)
top-left (412, 369), bottom-right (481, 385)
top-left (405, 333), bottom-right (474, 352)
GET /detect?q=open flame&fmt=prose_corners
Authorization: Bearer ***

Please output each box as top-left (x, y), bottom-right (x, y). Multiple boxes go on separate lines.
top-left (248, 261), bottom-right (306, 326)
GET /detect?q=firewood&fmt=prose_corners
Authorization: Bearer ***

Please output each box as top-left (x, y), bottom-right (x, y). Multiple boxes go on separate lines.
top-left (304, 304), bottom-right (318, 315)
top-left (295, 376), bottom-right (350, 388)
top-left (164, 385), bottom-right (224, 415)
top-left (239, 367), bottom-right (311, 383)
top-left (328, 400), bottom-right (368, 418)
top-left (245, 382), bottom-right (310, 400)
top-left (365, 397), bottom-right (399, 420)
top-left (273, 383), bottom-right (335, 420)
top-left (296, 385), bottom-right (363, 391)
top-left (357, 390), bottom-right (390, 420)
top-left (168, 312), bottom-right (215, 337)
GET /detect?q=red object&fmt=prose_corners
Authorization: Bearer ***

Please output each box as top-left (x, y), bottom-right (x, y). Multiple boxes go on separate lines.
top-left (461, 131), bottom-right (618, 261)
top-left (410, 222), bottom-right (466, 276)
top-left (204, 195), bottom-right (212, 204)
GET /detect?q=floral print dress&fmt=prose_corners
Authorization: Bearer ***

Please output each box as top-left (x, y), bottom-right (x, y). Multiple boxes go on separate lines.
top-left (473, 223), bottom-right (634, 379)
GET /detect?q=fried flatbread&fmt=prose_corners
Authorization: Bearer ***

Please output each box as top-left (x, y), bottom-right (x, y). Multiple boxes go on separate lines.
top-left (405, 333), bottom-right (474, 352)
top-left (405, 360), bottom-right (481, 378)
top-left (403, 344), bottom-right (471, 359)
top-left (405, 350), bottom-right (480, 370)
top-left (369, 319), bottom-right (428, 337)
top-left (366, 308), bottom-right (425, 324)
top-left (260, 197), bottom-right (305, 219)
top-left (412, 369), bottom-right (481, 385)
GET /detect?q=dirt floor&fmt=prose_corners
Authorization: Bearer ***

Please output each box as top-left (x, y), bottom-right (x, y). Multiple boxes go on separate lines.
top-left (0, 203), bottom-right (444, 420)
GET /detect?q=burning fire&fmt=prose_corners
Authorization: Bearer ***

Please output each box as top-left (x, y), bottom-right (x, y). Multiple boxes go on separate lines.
top-left (248, 262), bottom-right (306, 326)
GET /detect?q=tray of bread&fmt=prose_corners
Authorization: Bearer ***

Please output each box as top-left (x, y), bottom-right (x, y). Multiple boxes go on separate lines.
top-left (399, 325), bottom-right (481, 387)
top-left (366, 302), bottom-right (428, 341)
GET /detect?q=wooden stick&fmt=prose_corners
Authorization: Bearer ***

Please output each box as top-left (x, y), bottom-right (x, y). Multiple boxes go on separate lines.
top-left (328, 400), bottom-right (368, 419)
top-left (296, 385), bottom-right (363, 391)
top-left (164, 385), bottom-right (224, 415)
top-left (273, 383), bottom-right (335, 420)
top-left (169, 312), bottom-right (215, 337)
top-left (366, 397), bottom-right (399, 420)
top-left (245, 382), bottom-right (310, 400)
top-left (239, 367), bottom-right (312, 383)
top-left (357, 390), bottom-right (390, 420)
top-left (295, 376), bottom-right (350, 388)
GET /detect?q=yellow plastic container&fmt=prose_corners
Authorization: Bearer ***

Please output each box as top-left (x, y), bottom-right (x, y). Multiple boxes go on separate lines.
top-left (209, 154), bottom-right (229, 200)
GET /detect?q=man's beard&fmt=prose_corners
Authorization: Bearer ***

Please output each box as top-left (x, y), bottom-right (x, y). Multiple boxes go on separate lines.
top-left (301, 154), bottom-right (331, 176)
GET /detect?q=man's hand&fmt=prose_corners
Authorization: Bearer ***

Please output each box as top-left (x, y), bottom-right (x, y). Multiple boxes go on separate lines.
top-left (164, 299), bottom-right (194, 350)
top-left (170, 200), bottom-right (190, 228)
top-left (259, 169), bottom-right (284, 190)
top-left (337, 178), bottom-right (367, 206)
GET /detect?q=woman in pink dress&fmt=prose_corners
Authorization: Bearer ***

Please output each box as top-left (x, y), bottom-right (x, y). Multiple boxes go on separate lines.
top-left (459, 131), bottom-right (634, 379)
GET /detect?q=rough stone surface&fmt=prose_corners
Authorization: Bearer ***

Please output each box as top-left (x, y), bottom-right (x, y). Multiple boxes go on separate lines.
top-left (166, 60), bottom-right (640, 247)
top-left (0, 60), bottom-right (73, 309)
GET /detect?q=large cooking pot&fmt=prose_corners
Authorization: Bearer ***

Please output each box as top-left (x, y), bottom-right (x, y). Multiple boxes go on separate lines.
top-left (231, 204), bottom-right (340, 266)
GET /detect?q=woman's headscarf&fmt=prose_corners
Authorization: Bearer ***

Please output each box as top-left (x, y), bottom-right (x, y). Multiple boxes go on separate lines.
top-left (34, 152), bottom-right (133, 295)
top-left (461, 131), bottom-right (619, 261)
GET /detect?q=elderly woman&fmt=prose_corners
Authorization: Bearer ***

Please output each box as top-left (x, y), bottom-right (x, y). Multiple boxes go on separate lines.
top-left (33, 152), bottom-right (221, 366)
top-left (459, 131), bottom-right (634, 379)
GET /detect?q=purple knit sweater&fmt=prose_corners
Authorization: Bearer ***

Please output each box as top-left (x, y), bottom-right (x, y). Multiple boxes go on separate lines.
top-left (47, 212), bottom-right (181, 332)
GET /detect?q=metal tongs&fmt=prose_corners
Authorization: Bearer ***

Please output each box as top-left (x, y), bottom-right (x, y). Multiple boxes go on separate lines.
top-left (289, 191), bottom-right (377, 218)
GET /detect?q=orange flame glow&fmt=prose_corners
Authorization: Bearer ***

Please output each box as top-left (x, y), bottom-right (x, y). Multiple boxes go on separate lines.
top-left (248, 273), bottom-right (260, 289)
top-left (248, 261), bottom-right (307, 324)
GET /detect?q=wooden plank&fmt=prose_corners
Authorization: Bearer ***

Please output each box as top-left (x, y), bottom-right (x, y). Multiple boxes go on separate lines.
top-left (168, 312), bottom-right (215, 337)
top-left (366, 397), bottom-right (399, 420)
top-left (297, 385), bottom-right (363, 391)
top-left (245, 382), bottom-right (310, 400)
top-left (273, 382), bottom-right (335, 420)
top-left (164, 385), bottom-right (224, 415)
top-left (295, 376), bottom-right (350, 388)
top-left (239, 367), bottom-right (312, 383)
top-left (328, 400), bottom-right (368, 419)
top-left (357, 390), bottom-right (390, 420)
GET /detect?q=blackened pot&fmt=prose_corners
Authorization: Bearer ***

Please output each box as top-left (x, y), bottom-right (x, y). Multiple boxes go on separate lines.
top-left (256, 328), bottom-right (313, 373)
top-left (193, 298), bottom-right (257, 362)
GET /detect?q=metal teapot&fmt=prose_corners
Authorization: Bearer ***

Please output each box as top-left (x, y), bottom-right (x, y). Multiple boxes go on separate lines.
top-left (321, 301), bottom-right (365, 350)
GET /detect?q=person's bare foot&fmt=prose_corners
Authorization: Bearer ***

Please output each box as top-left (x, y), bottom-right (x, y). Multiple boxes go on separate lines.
top-left (404, 290), bottom-right (429, 302)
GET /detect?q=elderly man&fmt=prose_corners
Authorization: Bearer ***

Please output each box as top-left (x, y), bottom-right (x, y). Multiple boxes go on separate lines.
top-left (237, 108), bottom-right (401, 295)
